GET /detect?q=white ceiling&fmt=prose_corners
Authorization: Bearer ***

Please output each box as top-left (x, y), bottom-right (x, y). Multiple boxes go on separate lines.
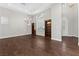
top-left (0, 3), bottom-right (53, 15)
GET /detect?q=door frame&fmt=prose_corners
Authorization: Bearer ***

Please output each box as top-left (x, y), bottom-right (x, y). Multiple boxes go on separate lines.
top-left (45, 19), bottom-right (51, 38)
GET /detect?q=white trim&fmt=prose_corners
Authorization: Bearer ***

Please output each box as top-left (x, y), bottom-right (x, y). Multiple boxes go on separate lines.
top-left (0, 34), bottom-right (31, 39)
top-left (62, 35), bottom-right (78, 38)
top-left (51, 38), bottom-right (62, 41)
top-left (78, 42), bottom-right (79, 46)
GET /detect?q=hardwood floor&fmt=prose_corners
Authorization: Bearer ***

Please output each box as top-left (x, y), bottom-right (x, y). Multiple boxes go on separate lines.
top-left (0, 35), bottom-right (78, 56)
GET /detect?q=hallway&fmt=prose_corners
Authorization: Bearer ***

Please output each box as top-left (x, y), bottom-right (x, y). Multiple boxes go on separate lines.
top-left (0, 35), bottom-right (78, 56)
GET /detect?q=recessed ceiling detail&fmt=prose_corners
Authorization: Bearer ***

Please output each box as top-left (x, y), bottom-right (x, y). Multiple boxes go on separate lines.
top-left (0, 3), bottom-right (53, 15)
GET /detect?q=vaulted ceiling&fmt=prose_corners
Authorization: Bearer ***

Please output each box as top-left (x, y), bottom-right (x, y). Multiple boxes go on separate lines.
top-left (0, 3), bottom-right (53, 15)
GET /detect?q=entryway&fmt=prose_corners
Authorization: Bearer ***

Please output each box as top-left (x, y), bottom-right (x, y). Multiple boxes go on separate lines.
top-left (45, 19), bottom-right (51, 38)
top-left (32, 23), bottom-right (36, 36)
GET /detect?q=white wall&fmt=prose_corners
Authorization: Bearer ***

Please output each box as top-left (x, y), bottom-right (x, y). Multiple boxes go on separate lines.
top-left (62, 4), bottom-right (69, 36)
top-left (0, 7), bottom-right (32, 39)
top-left (73, 4), bottom-right (78, 37)
top-left (78, 4), bottom-right (79, 45)
top-left (35, 4), bottom-right (62, 41)
top-left (51, 4), bottom-right (62, 41)
top-left (62, 4), bottom-right (78, 37)
top-left (35, 9), bottom-right (51, 36)
top-left (78, 4), bottom-right (79, 37)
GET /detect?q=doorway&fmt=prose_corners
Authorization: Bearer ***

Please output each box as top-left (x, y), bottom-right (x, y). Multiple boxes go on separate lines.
top-left (45, 19), bottom-right (51, 38)
top-left (32, 23), bottom-right (36, 36)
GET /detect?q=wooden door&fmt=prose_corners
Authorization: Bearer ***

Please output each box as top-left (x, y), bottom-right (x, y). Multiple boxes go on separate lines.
top-left (32, 23), bottom-right (36, 36)
top-left (45, 19), bottom-right (51, 37)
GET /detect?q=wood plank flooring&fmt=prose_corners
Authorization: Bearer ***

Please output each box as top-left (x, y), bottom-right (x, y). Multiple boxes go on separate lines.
top-left (0, 35), bottom-right (78, 56)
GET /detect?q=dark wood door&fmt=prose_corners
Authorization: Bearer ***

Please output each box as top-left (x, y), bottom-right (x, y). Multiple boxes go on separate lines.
top-left (32, 23), bottom-right (36, 36)
top-left (45, 20), bottom-right (51, 37)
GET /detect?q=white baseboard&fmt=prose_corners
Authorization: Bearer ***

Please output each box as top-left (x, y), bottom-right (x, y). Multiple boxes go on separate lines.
top-left (36, 34), bottom-right (45, 36)
top-left (62, 35), bottom-right (78, 38)
top-left (51, 35), bottom-right (78, 42)
top-left (78, 42), bottom-right (79, 46)
top-left (0, 33), bottom-right (31, 39)
top-left (51, 38), bottom-right (62, 41)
